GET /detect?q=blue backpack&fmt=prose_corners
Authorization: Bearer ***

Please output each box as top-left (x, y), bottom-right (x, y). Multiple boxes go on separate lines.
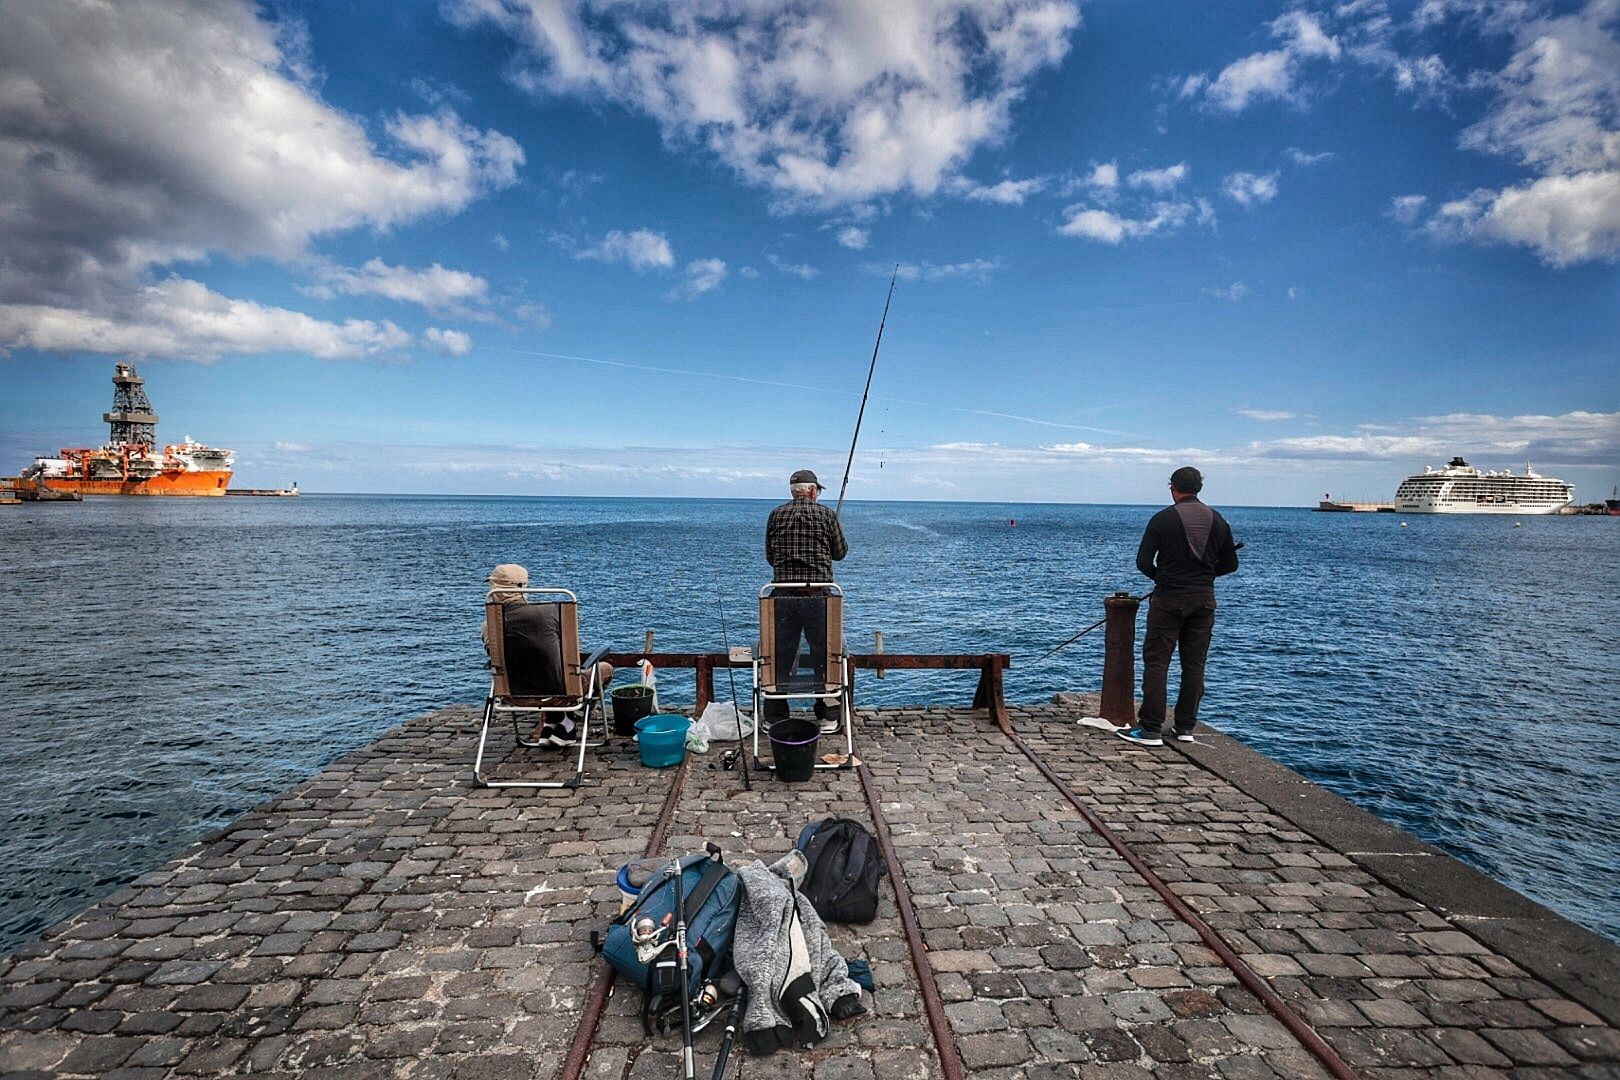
top-left (598, 852), bottom-right (740, 1031)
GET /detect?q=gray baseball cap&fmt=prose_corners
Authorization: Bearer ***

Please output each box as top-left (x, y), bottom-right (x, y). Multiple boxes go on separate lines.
top-left (790, 469), bottom-right (825, 489)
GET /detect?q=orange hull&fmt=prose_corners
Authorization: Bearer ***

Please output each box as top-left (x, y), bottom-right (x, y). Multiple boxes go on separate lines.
top-left (43, 471), bottom-right (231, 496)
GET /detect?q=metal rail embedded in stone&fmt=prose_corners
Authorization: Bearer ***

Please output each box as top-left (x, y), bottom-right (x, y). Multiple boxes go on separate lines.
top-left (993, 715), bottom-right (1362, 1080)
top-left (555, 759), bottom-right (689, 1080)
top-left (855, 760), bottom-right (968, 1080)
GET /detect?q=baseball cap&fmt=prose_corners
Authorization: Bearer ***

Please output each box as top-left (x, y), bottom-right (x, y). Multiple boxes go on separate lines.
top-left (790, 469), bottom-right (825, 489)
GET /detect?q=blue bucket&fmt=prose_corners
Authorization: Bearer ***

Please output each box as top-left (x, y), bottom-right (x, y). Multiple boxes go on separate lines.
top-left (635, 713), bottom-right (689, 768)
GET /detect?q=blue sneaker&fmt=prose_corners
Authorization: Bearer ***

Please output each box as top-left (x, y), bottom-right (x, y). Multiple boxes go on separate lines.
top-left (1115, 727), bottom-right (1163, 747)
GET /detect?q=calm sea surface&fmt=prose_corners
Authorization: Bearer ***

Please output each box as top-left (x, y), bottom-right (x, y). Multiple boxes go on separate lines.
top-left (1, 495), bottom-right (1616, 954)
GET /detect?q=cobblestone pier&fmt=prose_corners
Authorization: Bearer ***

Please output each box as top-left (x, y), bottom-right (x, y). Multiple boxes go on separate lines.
top-left (3, 704), bottom-right (1617, 1079)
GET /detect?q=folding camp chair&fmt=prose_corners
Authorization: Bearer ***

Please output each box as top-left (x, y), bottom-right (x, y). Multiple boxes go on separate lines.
top-left (475, 587), bottom-right (609, 789)
top-left (752, 582), bottom-right (854, 771)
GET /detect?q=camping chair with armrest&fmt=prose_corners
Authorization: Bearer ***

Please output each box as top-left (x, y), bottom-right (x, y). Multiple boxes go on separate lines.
top-left (475, 587), bottom-right (609, 789)
top-left (751, 581), bottom-right (854, 771)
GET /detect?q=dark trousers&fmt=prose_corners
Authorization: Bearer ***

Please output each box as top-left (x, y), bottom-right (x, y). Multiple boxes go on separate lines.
top-left (1139, 591), bottom-right (1217, 734)
top-left (763, 595), bottom-right (832, 723)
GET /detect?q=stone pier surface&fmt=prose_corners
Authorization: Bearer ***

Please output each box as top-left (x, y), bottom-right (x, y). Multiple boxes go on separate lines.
top-left (1, 704), bottom-right (1616, 1079)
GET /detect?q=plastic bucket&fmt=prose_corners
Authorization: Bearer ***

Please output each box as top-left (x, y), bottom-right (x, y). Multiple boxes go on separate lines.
top-left (635, 713), bottom-right (689, 768)
top-left (768, 718), bottom-right (820, 782)
top-left (613, 685), bottom-right (657, 736)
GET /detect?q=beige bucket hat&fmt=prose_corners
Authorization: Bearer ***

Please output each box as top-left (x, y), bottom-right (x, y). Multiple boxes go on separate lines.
top-left (487, 563), bottom-right (529, 602)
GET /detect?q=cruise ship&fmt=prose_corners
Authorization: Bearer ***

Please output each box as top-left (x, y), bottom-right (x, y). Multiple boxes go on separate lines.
top-left (1393, 457), bottom-right (1573, 515)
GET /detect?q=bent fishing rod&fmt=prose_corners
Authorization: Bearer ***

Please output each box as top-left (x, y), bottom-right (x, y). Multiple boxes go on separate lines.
top-left (1033, 542), bottom-right (1244, 663)
top-left (834, 265), bottom-right (898, 516)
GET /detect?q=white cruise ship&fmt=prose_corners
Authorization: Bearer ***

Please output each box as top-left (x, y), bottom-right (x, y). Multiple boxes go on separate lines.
top-left (1394, 457), bottom-right (1573, 515)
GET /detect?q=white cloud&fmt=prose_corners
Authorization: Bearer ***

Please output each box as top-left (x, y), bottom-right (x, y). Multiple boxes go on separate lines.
top-left (1390, 194), bottom-right (1429, 224)
top-left (576, 229), bottom-right (677, 271)
top-left (1127, 163), bottom-right (1189, 193)
top-left (1058, 201), bottom-right (1205, 244)
top-left (450, 0), bottom-right (1080, 208)
top-left (1184, 10), bottom-right (1342, 112)
top-left (1286, 148), bottom-right (1335, 166)
top-left (767, 255), bottom-right (819, 279)
top-left (1204, 282), bottom-right (1250, 301)
top-left (1223, 170), bottom-right (1280, 207)
top-left (669, 258), bottom-right (728, 300)
top-left (0, 278), bottom-right (410, 362)
top-left (1287, 286), bottom-right (1303, 300)
top-left (0, 0), bottom-right (521, 360)
top-left (493, 233), bottom-right (511, 251)
top-left (314, 259), bottom-right (491, 316)
top-left (1416, 0), bottom-right (1620, 265)
top-left (424, 327), bottom-right (472, 356)
top-left (836, 226), bottom-right (870, 250)
top-left (947, 176), bottom-right (1049, 204)
top-left (738, 265), bottom-right (763, 279)
top-left (1236, 408), bottom-right (1295, 421)
top-left (1085, 161), bottom-right (1120, 191)
top-left (1242, 410), bottom-right (1619, 464)
top-left (273, 441), bottom-right (313, 453)
top-left (892, 259), bottom-right (1002, 282)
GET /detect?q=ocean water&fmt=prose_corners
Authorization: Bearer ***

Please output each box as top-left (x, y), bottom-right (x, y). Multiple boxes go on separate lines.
top-left (0, 495), bottom-right (1616, 956)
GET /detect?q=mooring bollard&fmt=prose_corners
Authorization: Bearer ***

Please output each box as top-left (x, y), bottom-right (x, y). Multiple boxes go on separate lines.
top-left (1100, 592), bottom-right (1141, 727)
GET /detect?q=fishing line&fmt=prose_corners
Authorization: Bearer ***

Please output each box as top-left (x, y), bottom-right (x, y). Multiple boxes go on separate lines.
top-left (835, 266), bottom-right (898, 516)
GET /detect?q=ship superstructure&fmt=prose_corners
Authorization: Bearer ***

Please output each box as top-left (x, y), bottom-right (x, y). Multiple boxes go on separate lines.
top-left (26, 363), bottom-right (234, 496)
top-left (1393, 457), bottom-right (1573, 515)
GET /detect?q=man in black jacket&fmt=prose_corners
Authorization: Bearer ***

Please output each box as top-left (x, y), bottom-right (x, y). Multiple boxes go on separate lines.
top-left (1119, 467), bottom-right (1239, 747)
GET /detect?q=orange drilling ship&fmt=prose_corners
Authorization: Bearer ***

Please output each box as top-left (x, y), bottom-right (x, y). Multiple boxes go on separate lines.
top-left (23, 363), bottom-right (233, 496)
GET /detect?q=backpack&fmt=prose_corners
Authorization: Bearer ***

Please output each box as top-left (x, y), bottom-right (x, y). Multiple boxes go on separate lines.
top-left (794, 818), bottom-right (886, 924)
top-left (597, 852), bottom-right (740, 1031)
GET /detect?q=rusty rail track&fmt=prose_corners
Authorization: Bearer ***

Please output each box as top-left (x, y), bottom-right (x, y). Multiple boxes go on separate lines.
top-left (990, 711), bottom-right (1362, 1080)
top-left (555, 760), bottom-right (689, 1080)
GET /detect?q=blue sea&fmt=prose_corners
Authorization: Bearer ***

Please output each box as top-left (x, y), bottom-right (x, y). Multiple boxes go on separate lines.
top-left (0, 495), bottom-right (1616, 955)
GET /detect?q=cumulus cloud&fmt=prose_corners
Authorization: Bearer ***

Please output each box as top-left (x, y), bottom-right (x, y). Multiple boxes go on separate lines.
top-left (424, 327), bottom-right (473, 356)
top-left (1181, 10), bottom-right (1342, 112)
top-left (1223, 170), bottom-right (1280, 207)
top-left (1241, 410), bottom-right (1619, 464)
top-left (836, 227), bottom-right (870, 250)
top-left (1416, 1), bottom-right (1620, 266)
top-left (450, 0), bottom-right (1080, 208)
top-left (576, 230), bottom-right (677, 271)
top-left (947, 176), bottom-right (1049, 204)
top-left (311, 260), bottom-right (492, 318)
top-left (669, 258), bottom-right (728, 300)
top-left (1204, 282), bottom-right (1250, 301)
top-left (1286, 148), bottom-right (1335, 166)
top-left (892, 259), bottom-right (1002, 282)
top-left (0, 0), bottom-right (521, 360)
top-left (1235, 408), bottom-right (1296, 421)
top-left (1058, 199), bottom-right (1213, 244)
top-left (0, 278), bottom-right (410, 362)
top-left (1127, 163), bottom-right (1189, 193)
top-left (1390, 194), bottom-right (1429, 224)
top-left (767, 255), bottom-right (819, 280)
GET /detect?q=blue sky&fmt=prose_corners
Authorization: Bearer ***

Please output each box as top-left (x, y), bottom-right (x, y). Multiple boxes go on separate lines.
top-left (0, 0), bottom-right (1615, 504)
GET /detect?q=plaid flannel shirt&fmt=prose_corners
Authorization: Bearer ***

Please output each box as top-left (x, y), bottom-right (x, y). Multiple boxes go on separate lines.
top-left (765, 497), bottom-right (848, 582)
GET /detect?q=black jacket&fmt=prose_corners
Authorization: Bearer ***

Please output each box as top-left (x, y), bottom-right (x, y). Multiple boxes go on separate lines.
top-left (1136, 498), bottom-right (1239, 594)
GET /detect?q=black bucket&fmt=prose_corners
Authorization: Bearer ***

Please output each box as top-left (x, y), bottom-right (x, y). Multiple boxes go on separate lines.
top-left (769, 718), bottom-right (820, 782)
top-left (612, 685), bottom-right (656, 736)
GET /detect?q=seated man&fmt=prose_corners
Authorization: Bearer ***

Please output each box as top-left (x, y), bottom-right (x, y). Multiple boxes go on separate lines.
top-left (483, 563), bottom-right (613, 746)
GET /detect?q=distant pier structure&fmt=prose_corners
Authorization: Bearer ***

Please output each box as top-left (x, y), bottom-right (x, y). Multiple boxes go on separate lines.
top-left (1316, 492), bottom-right (1395, 512)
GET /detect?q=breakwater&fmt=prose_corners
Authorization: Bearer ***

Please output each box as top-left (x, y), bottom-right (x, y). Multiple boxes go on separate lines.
top-left (2, 703), bottom-right (1617, 1078)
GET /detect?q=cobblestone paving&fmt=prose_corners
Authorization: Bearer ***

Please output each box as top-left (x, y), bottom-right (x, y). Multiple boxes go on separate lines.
top-left (588, 747), bottom-right (939, 1080)
top-left (1012, 704), bottom-right (1620, 1079)
top-left (860, 709), bottom-right (1329, 1080)
top-left (0, 707), bottom-right (679, 1079)
top-left (3, 702), bottom-right (1618, 1080)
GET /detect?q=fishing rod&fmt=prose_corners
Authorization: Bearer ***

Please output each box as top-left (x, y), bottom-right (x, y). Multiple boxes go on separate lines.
top-left (714, 581), bottom-right (751, 791)
top-left (834, 265), bottom-right (898, 516)
top-left (1032, 541), bottom-right (1245, 663)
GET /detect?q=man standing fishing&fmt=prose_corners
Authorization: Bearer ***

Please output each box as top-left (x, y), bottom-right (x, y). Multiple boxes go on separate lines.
top-left (1118, 466), bottom-right (1240, 747)
top-left (764, 469), bottom-right (848, 733)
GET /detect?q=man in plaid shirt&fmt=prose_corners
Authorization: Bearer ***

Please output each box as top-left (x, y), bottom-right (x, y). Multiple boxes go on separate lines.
top-left (764, 469), bottom-right (848, 732)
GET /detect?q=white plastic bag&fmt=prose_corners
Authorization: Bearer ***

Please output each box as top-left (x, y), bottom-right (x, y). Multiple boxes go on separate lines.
top-left (637, 659), bottom-right (658, 712)
top-left (693, 701), bottom-right (755, 743)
